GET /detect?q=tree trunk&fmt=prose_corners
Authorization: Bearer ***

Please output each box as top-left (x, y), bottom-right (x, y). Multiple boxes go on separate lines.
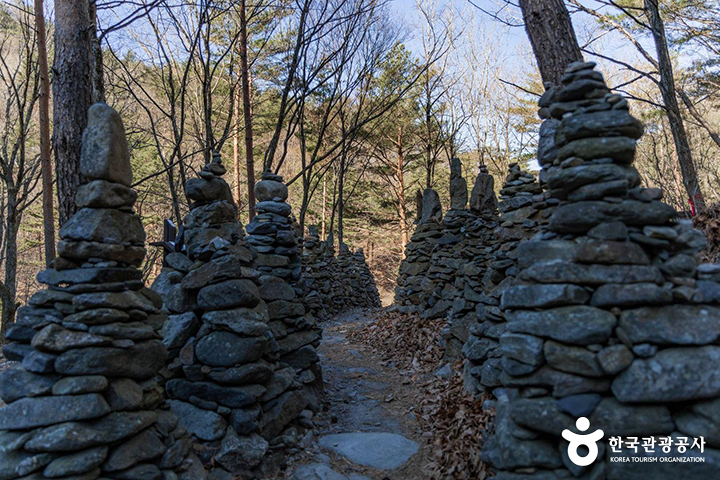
top-left (396, 139), bottom-right (408, 247)
top-left (233, 84), bottom-right (242, 211)
top-left (88, 0), bottom-right (105, 103)
top-left (321, 175), bottom-right (327, 239)
top-left (645, 0), bottom-right (706, 211)
top-left (518, 0), bottom-right (583, 86)
top-left (239, 0), bottom-right (256, 220)
top-left (1, 201), bottom-right (19, 338)
top-left (35, 0), bottom-right (56, 266)
top-left (53, 0), bottom-right (92, 225)
top-left (337, 151), bottom-right (346, 248)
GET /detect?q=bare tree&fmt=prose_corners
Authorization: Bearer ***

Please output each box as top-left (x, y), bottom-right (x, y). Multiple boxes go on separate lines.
top-left (34, 0), bottom-right (55, 266)
top-left (566, 0), bottom-right (708, 210)
top-left (238, 0), bottom-right (256, 219)
top-left (53, 0), bottom-right (93, 224)
top-left (645, 0), bottom-right (705, 209)
top-left (0, 4), bottom-right (42, 336)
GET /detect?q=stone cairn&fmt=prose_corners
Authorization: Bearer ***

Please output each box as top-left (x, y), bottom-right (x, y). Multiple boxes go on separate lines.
top-left (153, 154), bottom-right (315, 477)
top-left (337, 244), bottom-right (381, 310)
top-left (302, 229), bottom-right (381, 319)
top-left (348, 247), bottom-right (382, 309)
top-left (245, 172), bottom-right (322, 413)
top-left (417, 158), bottom-right (476, 320)
top-left (439, 165), bottom-right (500, 361)
top-left (301, 227), bottom-right (338, 319)
top-left (481, 61), bottom-right (720, 477)
top-left (462, 164), bottom-right (555, 396)
top-left (394, 188), bottom-right (444, 311)
top-left (0, 103), bottom-right (204, 480)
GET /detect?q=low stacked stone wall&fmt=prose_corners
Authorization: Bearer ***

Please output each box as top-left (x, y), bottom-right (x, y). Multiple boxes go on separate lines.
top-left (462, 164), bottom-right (554, 397)
top-left (481, 61), bottom-right (720, 478)
top-left (0, 104), bottom-right (205, 480)
top-left (302, 228), bottom-right (339, 318)
top-left (302, 230), bottom-right (380, 320)
top-left (394, 188), bottom-right (444, 311)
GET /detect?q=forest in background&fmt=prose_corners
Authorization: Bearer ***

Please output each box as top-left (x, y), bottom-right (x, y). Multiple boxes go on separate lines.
top-left (0, 0), bottom-right (719, 320)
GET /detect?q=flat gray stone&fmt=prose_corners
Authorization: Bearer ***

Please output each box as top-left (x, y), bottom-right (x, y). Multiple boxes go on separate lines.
top-left (0, 393), bottom-right (110, 430)
top-left (292, 464), bottom-right (351, 480)
top-left (612, 346), bottom-right (720, 402)
top-left (318, 432), bottom-right (418, 470)
top-left (168, 400), bottom-right (226, 441)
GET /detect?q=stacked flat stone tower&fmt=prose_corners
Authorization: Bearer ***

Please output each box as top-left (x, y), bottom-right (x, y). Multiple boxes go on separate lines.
top-left (419, 158), bottom-right (474, 320)
top-left (349, 248), bottom-right (381, 308)
top-left (441, 166), bottom-right (499, 361)
top-left (482, 62), bottom-right (720, 478)
top-left (153, 154), bottom-right (306, 478)
top-left (462, 164), bottom-right (555, 396)
top-left (246, 172), bottom-right (322, 411)
top-left (0, 103), bottom-right (204, 480)
top-left (394, 188), bottom-right (443, 310)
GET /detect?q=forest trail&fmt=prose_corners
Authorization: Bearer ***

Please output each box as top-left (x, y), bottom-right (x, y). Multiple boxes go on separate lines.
top-left (285, 309), bottom-right (429, 480)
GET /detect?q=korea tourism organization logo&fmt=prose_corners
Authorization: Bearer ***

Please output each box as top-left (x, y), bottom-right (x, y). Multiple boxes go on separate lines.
top-left (562, 417), bottom-right (604, 467)
top-left (562, 417), bottom-right (707, 466)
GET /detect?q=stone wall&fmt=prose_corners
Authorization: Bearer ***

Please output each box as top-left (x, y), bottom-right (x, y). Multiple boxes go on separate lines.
top-left (480, 62), bottom-right (720, 478)
top-left (302, 228), bottom-right (381, 320)
top-left (462, 164), bottom-right (555, 397)
top-left (394, 188), bottom-right (444, 310)
top-left (432, 164), bottom-right (499, 360)
top-left (0, 104), bottom-right (205, 479)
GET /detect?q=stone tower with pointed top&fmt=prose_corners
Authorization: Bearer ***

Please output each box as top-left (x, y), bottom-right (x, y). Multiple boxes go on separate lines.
top-left (481, 62), bottom-right (720, 478)
top-left (0, 103), bottom-right (205, 479)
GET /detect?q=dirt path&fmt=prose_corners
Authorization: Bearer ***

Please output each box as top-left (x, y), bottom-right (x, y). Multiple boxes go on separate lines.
top-left (283, 309), bottom-right (431, 480)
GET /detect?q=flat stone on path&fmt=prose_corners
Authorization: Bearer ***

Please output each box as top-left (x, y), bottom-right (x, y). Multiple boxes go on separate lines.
top-left (318, 432), bottom-right (419, 470)
top-left (292, 463), bottom-right (371, 480)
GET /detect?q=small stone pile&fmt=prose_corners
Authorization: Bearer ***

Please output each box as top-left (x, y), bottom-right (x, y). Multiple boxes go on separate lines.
top-left (0, 103), bottom-right (204, 480)
top-left (440, 165), bottom-right (499, 361)
top-left (462, 164), bottom-right (555, 396)
top-left (245, 172), bottom-right (322, 411)
top-left (302, 230), bottom-right (381, 318)
top-left (301, 227), bottom-right (339, 319)
top-left (482, 62), bottom-right (720, 478)
top-left (153, 155), bottom-right (312, 478)
top-left (348, 247), bottom-right (382, 309)
top-left (338, 244), bottom-right (381, 309)
top-left (394, 188), bottom-right (444, 311)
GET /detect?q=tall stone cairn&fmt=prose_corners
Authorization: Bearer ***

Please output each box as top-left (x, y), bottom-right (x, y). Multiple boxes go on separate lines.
top-left (462, 164), bottom-right (555, 397)
top-left (419, 159), bottom-right (474, 320)
top-left (153, 154), bottom-right (312, 478)
top-left (246, 172), bottom-right (322, 413)
top-left (394, 188), bottom-right (444, 310)
top-left (0, 103), bottom-right (205, 480)
top-left (481, 61), bottom-right (720, 478)
top-left (440, 165), bottom-right (499, 362)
